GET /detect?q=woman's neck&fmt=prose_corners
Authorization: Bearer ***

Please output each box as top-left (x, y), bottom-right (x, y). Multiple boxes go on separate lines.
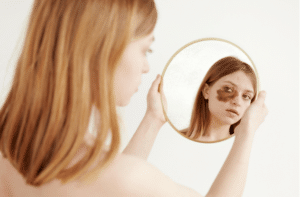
top-left (199, 116), bottom-right (231, 142)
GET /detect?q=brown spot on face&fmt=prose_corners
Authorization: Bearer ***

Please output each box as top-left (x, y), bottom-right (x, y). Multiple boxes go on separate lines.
top-left (217, 88), bottom-right (238, 102)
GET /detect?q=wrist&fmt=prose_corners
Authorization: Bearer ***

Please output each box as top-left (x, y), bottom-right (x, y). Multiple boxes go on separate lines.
top-left (144, 112), bottom-right (165, 129)
top-left (234, 126), bottom-right (255, 141)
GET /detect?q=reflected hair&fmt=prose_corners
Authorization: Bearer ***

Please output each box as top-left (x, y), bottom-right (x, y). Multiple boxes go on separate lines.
top-left (0, 0), bottom-right (157, 186)
top-left (183, 56), bottom-right (257, 140)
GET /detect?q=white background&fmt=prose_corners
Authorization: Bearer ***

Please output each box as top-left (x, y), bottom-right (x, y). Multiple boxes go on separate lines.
top-left (0, 0), bottom-right (298, 196)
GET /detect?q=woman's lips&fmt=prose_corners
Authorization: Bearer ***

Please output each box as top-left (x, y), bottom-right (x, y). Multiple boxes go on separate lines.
top-left (226, 109), bottom-right (239, 116)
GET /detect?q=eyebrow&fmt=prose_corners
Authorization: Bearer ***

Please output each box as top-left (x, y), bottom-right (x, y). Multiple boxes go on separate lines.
top-left (223, 81), bottom-right (254, 94)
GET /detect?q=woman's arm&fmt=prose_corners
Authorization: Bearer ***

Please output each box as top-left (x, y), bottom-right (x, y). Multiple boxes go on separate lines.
top-left (122, 79), bottom-right (267, 197)
top-left (122, 113), bottom-right (164, 160)
top-left (119, 91), bottom-right (267, 197)
top-left (123, 75), bottom-right (167, 160)
top-left (206, 91), bottom-right (268, 197)
top-left (205, 128), bottom-right (255, 197)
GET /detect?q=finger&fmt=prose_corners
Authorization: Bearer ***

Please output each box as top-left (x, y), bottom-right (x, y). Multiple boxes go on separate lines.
top-left (255, 91), bottom-right (267, 104)
top-left (158, 76), bottom-right (164, 93)
top-left (258, 90), bottom-right (266, 98)
top-left (263, 103), bottom-right (269, 115)
top-left (150, 74), bottom-right (161, 92)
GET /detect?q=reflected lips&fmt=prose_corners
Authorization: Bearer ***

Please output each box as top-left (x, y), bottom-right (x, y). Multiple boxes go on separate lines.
top-left (226, 109), bottom-right (239, 116)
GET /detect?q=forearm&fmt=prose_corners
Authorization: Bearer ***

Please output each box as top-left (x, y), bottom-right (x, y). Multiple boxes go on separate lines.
top-left (206, 130), bottom-right (255, 197)
top-left (123, 113), bottom-right (163, 160)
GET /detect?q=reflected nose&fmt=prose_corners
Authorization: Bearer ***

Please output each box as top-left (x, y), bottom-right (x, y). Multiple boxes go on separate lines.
top-left (231, 93), bottom-right (242, 106)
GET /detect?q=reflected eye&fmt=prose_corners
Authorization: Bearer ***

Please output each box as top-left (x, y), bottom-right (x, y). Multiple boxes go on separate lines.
top-left (223, 86), bottom-right (233, 93)
top-left (243, 94), bottom-right (252, 100)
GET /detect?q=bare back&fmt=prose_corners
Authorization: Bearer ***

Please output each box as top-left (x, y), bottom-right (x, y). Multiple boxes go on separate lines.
top-left (0, 152), bottom-right (201, 197)
top-left (0, 152), bottom-right (104, 197)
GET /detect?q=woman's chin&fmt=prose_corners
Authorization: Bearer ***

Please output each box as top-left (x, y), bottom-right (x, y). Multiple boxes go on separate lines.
top-left (222, 116), bottom-right (240, 125)
top-left (116, 96), bottom-right (132, 107)
top-left (116, 100), bottom-right (130, 107)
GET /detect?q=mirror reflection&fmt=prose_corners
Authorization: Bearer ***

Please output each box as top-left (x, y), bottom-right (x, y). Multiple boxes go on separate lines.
top-left (161, 38), bottom-right (259, 143)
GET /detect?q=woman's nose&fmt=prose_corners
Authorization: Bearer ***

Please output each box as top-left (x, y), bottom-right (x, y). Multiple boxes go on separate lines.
top-left (231, 93), bottom-right (242, 106)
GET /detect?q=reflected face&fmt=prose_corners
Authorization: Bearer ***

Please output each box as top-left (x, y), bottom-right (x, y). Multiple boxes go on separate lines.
top-left (203, 71), bottom-right (255, 125)
top-left (114, 32), bottom-right (154, 106)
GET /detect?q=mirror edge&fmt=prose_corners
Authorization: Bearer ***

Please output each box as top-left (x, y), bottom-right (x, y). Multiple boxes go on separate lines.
top-left (159, 37), bottom-right (260, 144)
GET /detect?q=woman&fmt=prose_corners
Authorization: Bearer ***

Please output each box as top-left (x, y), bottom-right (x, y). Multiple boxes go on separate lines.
top-left (0, 0), bottom-right (267, 196)
top-left (181, 56), bottom-right (258, 143)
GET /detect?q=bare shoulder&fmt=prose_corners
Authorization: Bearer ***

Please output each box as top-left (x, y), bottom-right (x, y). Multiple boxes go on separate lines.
top-left (0, 153), bottom-right (40, 197)
top-left (0, 152), bottom-right (11, 197)
top-left (179, 128), bottom-right (188, 134)
top-left (0, 152), bottom-right (202, 197)
top-left (93, 153), bottom-right (202, 197)
top-left (0, 153), bottom-right (7, 196)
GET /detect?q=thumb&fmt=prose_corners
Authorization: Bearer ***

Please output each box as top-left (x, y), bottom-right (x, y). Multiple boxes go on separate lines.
top-left (150, 74), bottom-right (161, 92)
top-left (158, 75), bottom-right (164, 93)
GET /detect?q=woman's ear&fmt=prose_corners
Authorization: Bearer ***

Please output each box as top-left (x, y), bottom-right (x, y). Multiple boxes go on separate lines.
top-left (202, 83), bottom-right (210, 100)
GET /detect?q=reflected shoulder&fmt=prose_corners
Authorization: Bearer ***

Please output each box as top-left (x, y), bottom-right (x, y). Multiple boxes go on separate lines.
top-left (179, 128), bottom-right (188, 134)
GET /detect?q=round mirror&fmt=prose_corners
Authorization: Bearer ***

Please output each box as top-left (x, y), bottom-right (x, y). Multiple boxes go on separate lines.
top-left (160, 38), bottom-right (259, 143)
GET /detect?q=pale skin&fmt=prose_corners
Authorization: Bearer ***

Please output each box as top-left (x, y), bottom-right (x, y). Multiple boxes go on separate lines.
top-left (199, 71), bottom-right (255, 142)
top-left (0, 32), bottom-right (268, 196)
top-left (180, 71), bottom-right (256, 142)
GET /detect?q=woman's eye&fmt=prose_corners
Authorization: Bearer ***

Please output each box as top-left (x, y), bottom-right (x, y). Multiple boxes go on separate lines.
top-left (243, 95), bottom-right (251, 100)
top-left (224, 86), bottom-right (233, 93)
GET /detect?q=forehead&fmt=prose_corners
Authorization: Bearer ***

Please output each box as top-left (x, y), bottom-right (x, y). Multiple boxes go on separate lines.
top-left (214, 71), bottom-right (254, 92)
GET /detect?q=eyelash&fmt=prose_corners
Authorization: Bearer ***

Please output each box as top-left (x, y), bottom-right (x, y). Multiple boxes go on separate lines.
top-left (223, 86), bottom-right (233, 93)
top-left (224, 86), bottom-right (252, 100)
top-left (243, 95), bottom-right (252, 100)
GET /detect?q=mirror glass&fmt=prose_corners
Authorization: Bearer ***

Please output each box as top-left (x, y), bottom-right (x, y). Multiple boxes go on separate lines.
top-left (161, 38), bottom-right (259, 143)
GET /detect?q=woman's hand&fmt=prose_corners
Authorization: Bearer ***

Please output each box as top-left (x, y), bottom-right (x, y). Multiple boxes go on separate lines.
top-left (235, 91), bottom-right (268, 138)
top-left (123, 75), bottom-right (167, 160)
top-left (145, 74), bottom-right (167, 126)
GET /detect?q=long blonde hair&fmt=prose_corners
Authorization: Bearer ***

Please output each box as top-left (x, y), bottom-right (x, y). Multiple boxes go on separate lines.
top-left (184, 56), bottom-right (257, 139)
top-left (0, 0), bottom-right (157, 186)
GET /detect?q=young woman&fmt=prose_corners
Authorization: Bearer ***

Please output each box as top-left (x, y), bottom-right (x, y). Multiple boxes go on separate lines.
top-left (0, 0), bottom-right (268, 196)
top-left (181, 56), bottom-right (258, 142)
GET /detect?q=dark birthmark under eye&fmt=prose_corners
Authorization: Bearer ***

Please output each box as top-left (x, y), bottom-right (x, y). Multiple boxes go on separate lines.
top-left (217, 89), bottom-right (238, 102)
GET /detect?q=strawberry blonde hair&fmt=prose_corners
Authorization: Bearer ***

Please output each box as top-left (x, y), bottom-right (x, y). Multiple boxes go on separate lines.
top-left (183, 56), bottom-right (257, 140)
top-left (0, 0), bottom-right (157, 186)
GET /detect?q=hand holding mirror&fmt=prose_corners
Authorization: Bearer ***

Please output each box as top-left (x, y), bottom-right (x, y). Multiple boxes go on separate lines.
top-left (160, 38), bottom-right (259, 143)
